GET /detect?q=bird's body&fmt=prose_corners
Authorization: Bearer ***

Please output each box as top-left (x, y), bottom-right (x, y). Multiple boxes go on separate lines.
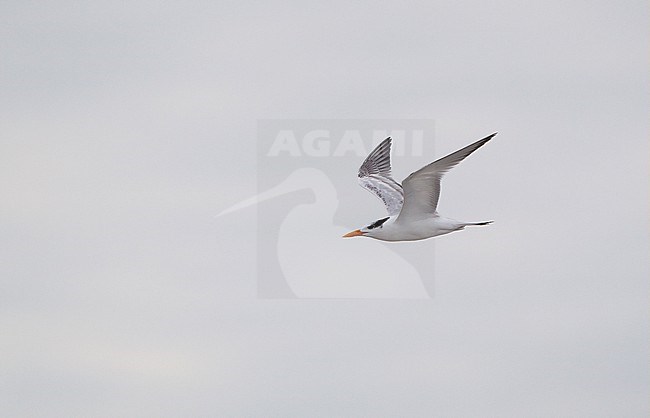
top-left (356, 215), bottom-right (491, 242)
top-left (343, 133), bottom-right (496, 242)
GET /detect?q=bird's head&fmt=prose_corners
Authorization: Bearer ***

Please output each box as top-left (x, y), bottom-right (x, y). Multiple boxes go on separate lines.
top-left (343, 216), bottom-right (390, 238)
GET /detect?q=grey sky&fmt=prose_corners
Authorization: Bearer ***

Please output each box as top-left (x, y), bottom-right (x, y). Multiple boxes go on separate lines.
top-left (1, 1), bottom-right (649, 417)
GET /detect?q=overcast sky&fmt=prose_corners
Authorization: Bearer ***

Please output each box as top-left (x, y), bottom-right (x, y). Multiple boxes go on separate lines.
top-left (1, 1), bottom-right (649, 417)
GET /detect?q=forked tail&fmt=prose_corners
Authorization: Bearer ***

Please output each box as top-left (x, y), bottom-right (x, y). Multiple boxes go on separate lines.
top-left (466, 220), bottom-right (493, 226)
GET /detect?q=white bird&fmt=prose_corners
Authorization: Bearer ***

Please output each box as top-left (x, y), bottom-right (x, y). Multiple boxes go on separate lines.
top-left (343, 133), bottom-right (496, 241)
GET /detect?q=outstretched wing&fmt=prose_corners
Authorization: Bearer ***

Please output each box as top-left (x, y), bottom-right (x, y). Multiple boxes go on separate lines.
top-left (396, 133), bottom-right (496, 223)
top-left (357, 137), bottom-right (404, 216)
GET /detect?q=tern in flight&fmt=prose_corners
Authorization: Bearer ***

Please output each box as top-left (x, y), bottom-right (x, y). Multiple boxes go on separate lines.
top-left (343, 133), bottom-right (496, 241)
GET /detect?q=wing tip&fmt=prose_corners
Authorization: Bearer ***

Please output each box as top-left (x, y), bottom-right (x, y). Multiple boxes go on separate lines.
top-left (484, 132), bottom-right (498, 141)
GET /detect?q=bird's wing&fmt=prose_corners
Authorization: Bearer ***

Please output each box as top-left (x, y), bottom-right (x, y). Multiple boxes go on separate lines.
top-left (395, 133), bottom-right (496, 223)
top-left (357, 137), bottom-right (404, 216)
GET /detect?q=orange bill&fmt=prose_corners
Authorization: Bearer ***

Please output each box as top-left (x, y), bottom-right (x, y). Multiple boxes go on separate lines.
top-left (342, 229), bottom-right (364, 238)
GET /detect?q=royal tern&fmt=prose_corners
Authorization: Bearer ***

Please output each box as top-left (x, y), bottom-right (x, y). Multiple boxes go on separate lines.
top-left (343, 133), bottom-right (496, 241)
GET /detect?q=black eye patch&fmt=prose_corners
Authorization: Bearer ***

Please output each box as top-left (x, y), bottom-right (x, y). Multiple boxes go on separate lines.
top-left (367, 217), bottom-right (390, 230)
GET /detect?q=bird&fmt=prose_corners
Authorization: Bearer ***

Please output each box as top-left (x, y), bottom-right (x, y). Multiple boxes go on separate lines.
top-left (343, 133), bottom-right (496, 241)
